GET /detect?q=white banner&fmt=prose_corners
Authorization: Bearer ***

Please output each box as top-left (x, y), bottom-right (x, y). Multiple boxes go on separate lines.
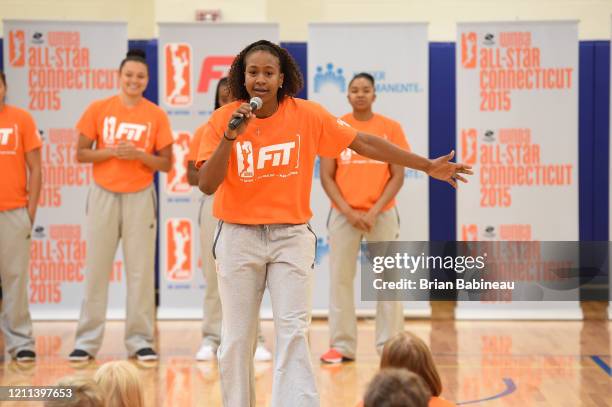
top-left (456, 21), bottom-right (581, 319)
top-left (308, 23), bottom-right (430, 316)
top-left (3, 20), bottom-right (128, 319)
top-left (157, 23), bottom-right (279, 319)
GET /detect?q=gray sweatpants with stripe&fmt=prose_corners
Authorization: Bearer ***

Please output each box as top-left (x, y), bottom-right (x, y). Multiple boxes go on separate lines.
top-left (0, 208), bottom-right (35, 357)
top-left (328, 207), bottom-right (405, 358)
top-left (214, 222), bottom-right (318, 407)
top-left (74, 183), bottom-right (157, 356)
top-left (198, 196), bottom-right (266, 350)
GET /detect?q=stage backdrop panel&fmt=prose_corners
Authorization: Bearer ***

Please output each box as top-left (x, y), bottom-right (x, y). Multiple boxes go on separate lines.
top-left (157, 23), bottom-right (279, 319)
top-left (308, 23), bottom-right (430, 317)
top-left (3, 20), bottom-right (127, 320)
top-left (456, 21), bottom-right (581, 319)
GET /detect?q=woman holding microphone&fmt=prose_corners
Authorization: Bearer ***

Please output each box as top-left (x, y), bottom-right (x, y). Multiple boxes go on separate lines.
top-left (196, 40), bottom-right (471, 406)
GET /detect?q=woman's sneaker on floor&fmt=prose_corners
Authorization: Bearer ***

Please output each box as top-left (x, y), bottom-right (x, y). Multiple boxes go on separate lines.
top-left (253, 344), bottom-right (272, 362)
top-left (320, 348), bottom-right (353, 364)
top-left (195, 343), bottom-right (216, 361)
top-left (135, 348), bottom-right (158, 361)
top-left (68, 349), bottom-right (92, 362)
top-left (15, 350), bottom-right (36, 362)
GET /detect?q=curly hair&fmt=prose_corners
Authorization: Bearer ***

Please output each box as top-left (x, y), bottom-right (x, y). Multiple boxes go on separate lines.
top-left (228, 40), bottom-right (303, 103)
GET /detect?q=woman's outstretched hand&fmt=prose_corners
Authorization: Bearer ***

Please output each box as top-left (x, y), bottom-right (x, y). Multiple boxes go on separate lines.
top-left (427, 150), bottom-right (474, 188)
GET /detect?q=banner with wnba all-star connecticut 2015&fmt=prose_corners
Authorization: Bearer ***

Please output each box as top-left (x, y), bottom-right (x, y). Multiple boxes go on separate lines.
top-left (157, 23), bottom-right (279, 319)
top-left (308, 23), bottom-right (430, 317)
top-left (456, 21), bottom-right (580, 319)
top-left (3, 20), bottom-right (127, 319)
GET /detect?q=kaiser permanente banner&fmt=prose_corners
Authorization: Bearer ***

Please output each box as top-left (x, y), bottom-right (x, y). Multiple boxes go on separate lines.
top-left (157, 23), bottom-right (279, 319)
top-left (308, 23), bottom-right (430, 316)
top-left (456, 21), bottom-right (580, 319)
top-left (3, 20), bottom-right (127, 319)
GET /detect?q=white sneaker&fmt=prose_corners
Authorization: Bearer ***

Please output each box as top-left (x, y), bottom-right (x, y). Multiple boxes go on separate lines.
top-left (195, 344), bottom-right (216, 361)
top-left (254, 344), bottom-right (272, 362)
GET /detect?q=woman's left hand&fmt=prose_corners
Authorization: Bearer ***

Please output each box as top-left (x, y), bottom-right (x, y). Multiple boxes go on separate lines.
top-left (116, 141), bottom-right (143, 160)
top-left (427, 150), bottom-right (473, 188)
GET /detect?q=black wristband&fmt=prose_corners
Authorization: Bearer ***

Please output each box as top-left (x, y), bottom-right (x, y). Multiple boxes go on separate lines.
top-left (223, 132), bottom-right (236, 142)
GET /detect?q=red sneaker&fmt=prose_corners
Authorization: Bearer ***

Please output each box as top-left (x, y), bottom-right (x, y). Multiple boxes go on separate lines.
top-left (320, 348), bottom-right (353, 364)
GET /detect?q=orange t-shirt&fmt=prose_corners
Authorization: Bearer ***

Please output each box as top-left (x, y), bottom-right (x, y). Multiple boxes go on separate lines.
top-left (334, 113), bottom-right (410, 212)
top-left (429, 396), bottom-right (456, 407)
top-left (0, 105), bottom-right (41, 211)
top-left (76, 95), bottom-right (174, 193)
top-left (187, 123), bottom-right (205, 162)
top-left (196, 97), bottom-right (357, 224)
top-left (357, 396), bottom-right (456, 407)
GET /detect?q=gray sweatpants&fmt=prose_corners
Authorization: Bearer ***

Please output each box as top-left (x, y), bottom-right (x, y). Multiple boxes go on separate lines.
top-left (74, 183), bottom-right (157, 356)
top-left (198, 196), bottom-right (265, 350)
top-left (0, 208), bottom-right (35, 357)
top-left (215, 222), bottom-right (318, 407)
top-left (328, 207), bottom-right (404, 358)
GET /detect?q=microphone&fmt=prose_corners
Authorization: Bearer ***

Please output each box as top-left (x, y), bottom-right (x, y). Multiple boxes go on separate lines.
top-left (228, 97), bottom-right (263, 130)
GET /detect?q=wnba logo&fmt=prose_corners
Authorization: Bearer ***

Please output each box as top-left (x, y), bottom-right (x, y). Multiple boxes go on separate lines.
top-left (0, 127), bottom-right (17, 154)
top-left (236, 141), bottom-right (255, 178)
top-left (461, 32), bottom-right (477, 69)
top-left (461, 224), bottom-right (478, 241)
top-left (9, 30), bottom-right (25, 67)
top-left (460, 129), bottom-right (478, 165)
top-left (166, 219), bottom-right (192, 282)
top-left (165, 43), bottom-right (192, 107)
top-left (167, 131), bottom-right (192, 195)
top-left (340, 148), bottom-right (352, 162)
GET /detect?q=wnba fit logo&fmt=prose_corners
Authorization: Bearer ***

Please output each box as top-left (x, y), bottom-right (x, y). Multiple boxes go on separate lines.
top-left (165, 43), bottom-right (192, 107)
top-left (236, 137), bottom-right (300, 180)
top-left (461, 129), bottom-right (478, 165)
top-left (102, 116), bottom-right (149, 147)
top-left (167, 131), bottom-right (191, 195)
top-left (166, 219), bottom-right (192, 282)
top-left (461, 32), bottom-right (477, 69)
top-left (9, 30), bottom-right (25, 67)
top-left (0, 127), bottom-right (17, 154)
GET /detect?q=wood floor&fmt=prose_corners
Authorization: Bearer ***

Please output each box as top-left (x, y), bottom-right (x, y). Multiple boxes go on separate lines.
top-left (0, 303), bottom-right (610, 407)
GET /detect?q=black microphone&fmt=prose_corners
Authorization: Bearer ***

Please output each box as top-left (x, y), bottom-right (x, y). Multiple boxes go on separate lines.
top-left (228, 97), bottom-right (263, 130)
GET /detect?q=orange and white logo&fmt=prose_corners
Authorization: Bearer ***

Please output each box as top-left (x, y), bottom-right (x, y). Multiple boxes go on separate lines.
top-left (461, 32), bottom-right (477, 69)
top-left (102, 116), bottom-right (150, 149)
top-left (165, 43), bottom-right (192, 107)
top-left (0, 127), bottom-right (18, 154)
top-left (461, 224), bottom-right (478, 241)
top-left (460, 129), bottom-right (477, 166)
top-left (166, 218), bottom-right (192, 282)
top-left (236, 136), bottom-right (301, 180)
top-left (197, 56), bottom-right (234, 93)
top-left (167, 131), bottom-right (192, 195)
top-left (236, 141), bottom-right (255, 178)
top-left (9, 30), bottom-right (25, 67)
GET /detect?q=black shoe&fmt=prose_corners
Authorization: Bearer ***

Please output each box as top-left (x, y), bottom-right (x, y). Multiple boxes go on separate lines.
top-left (15, 350), bottom-right (36, 362)
top-left (68, 349), bottom-right (92, 362)
top-left (135, 348), bottom-right (158, 361)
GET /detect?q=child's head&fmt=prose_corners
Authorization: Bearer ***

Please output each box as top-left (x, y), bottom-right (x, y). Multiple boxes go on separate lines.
top-left (380, 331), bottom-right (442, 396)
top-left (228, 40), bottom-right (303, 105)
top-left (364, 368), bottom-right (431, 407)
top-left (94, 360), bottom-right (143, 407)
top-left (44, 376), bottom-right (104, 407)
